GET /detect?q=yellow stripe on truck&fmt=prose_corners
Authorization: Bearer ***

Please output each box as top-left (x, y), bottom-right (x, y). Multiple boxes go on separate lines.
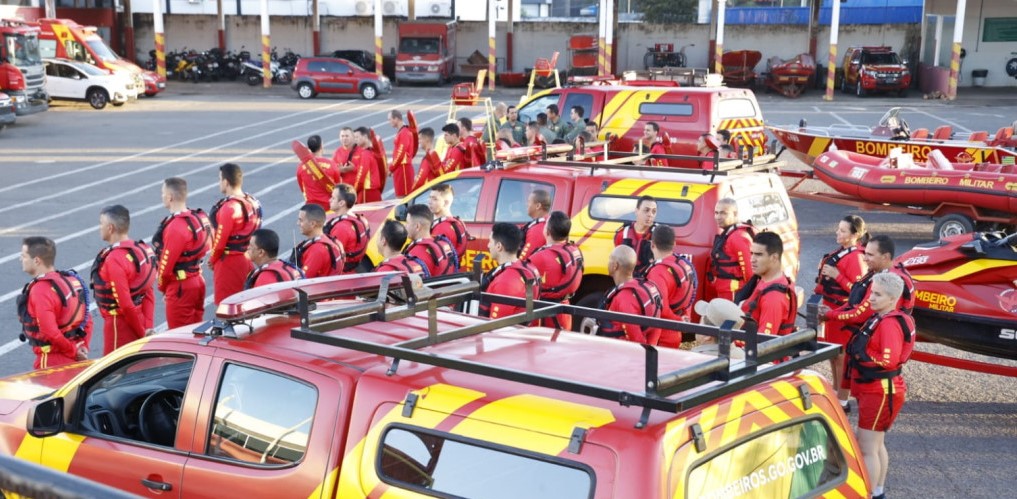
top-left (334, 383), bottom-right (485, 498)
top-left (449, 394), bottom-right (615, 456)
top-left (15, 433), bottom-right (86, 471)
top-left (600, 89), bottom-right (669, 139)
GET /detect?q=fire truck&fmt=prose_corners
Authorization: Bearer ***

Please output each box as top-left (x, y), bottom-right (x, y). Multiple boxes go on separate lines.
top-left (0, 19), bottom-right (48, 115)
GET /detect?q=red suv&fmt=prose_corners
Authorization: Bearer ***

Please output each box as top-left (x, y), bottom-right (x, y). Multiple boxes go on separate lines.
top-left (841, 46), bottom-right (911, 97)
top-left (291, 57), bottom-right (392, 100)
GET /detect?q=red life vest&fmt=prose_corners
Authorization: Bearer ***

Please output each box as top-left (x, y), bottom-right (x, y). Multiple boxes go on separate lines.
top-left (736, 274), bottom-right (798, 336)
top-left (90, 240), bottom-right (156, 312)
top-left (210, 194), bottom-right (263, 252)
top-left (615, 223), bottom-right (657, 276)
top-left (290, 235), bottom-right (345, 276)
top-left (709, 222), bottom-right (755, 280)
top-left (244, 259), bottom-right (304, 289)
top-left (597, 279), bottom-right (663, 339)
top-left (814, 245), bottom-right (859, 305)
top-left (647, 254), bottom-right (698, 317)
top-left (405, 237), bottom-right (457, 276)
top-left (431, 216), bottom-right (469, 260)
top-left (479, 260), bottom-right (542, 317)
top-left (847, 310), bottom-right (915, 384)
top-left (528, 242), bottom-right (584, 300)
top-left (17, 270), bottom-right (91, 347)
top-left (324, 213), bottom-right (371, 272)
top-left (376, 254), bottom-right (430, 277)
top-left (152, 208), bottom-right (212, 273)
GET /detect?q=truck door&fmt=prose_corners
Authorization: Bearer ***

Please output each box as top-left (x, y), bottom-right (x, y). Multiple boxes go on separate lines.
top-left (180, 353), bottom-right (345, 499)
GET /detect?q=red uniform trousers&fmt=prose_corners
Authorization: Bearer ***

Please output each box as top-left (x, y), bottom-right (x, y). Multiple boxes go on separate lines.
top-left (165, 274), bottom-right (206, 329)
top-left (33, 348), bottom-right (78, 370)
top-left (364, 189), bottom-right (383, 203)
top-left (213, 253), bottom-right (254, 304)
top-left (707, 277), bottom-right (741, 302)
top-left (101, 312), bottom-right (145, 355)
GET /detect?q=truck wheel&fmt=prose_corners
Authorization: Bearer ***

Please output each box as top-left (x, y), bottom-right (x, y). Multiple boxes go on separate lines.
top-left (840, 75), bottom-right (848, 93)
top-left (934, 214), bottom-right (974, 239)
top-left (87, 88), bottom-right (109, 110)
top-left (856, 80), bottom-right (866, 97)
top-left (297, 83), bottom-right (316, 99)
top-left (361, 83), bottom-right (378, 100)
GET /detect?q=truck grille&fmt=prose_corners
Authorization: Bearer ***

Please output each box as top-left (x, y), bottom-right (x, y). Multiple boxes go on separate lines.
top-left (22, 67), bottom-right (45, 92)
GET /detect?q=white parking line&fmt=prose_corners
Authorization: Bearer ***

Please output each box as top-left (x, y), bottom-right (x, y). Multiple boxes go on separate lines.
top-left (908, 108), bottom-right (973, 134)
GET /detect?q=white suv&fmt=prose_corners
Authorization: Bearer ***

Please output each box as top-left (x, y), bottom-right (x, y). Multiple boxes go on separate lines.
top-left (44, 58), bottom-right (132, 110)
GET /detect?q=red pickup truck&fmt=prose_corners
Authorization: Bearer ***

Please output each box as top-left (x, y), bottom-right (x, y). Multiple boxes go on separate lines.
top-left (0, 273), bottom-right (868, 498)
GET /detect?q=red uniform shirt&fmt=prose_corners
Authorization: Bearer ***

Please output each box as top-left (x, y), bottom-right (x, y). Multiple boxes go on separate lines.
top-left (707, 223), bottom-right (754, 300)
top-left (390, 126), bottom-right (415, 197)
top-left (348, 147), bottom-right (370, 195)
top-left (480, 260), bottom-right (541, 318)
top-left (296, 156), bottom-right (342, 211)
top-left (245, 259), bottom-right (303, 289)
top-left (645, 255), bottom-right (696, 322)
top-left (21, 271), bottom-right (92, 368)
top-left (648, 140), bottom-right (668, 166)
top-left (849, 312), bottom-right (914, 395)
top-left (93, 241), bottom-right (155, 335)
top-left (375, 254), bottom-right (427, 276)
top-left (210, 195), bottom-right (261, 265)
top-left (358, 147), bottom-right (382, 202)
top-left (155, 210), bottom-right (209, 293)
top-left (740, 274), bottom-right (793, 336)
top-left (826, 265), bottom-right (916, 326)
top-left (412, 150), bottom-right (442, 192)
top-left (815, 245), bottom-right (866, 308)
top-left (527, 242), bottom-right (584, 330)
top-left (518, 217), bottom-right (547, 261)
top-left (332, 145), bottom-right (358, 186)
top-left (441, 143), bottom-right (469, 175)
top-left (600, 278), bottom-right (662, 345)
top-left (614, 223), bottom-right (655, 276)
top-left (292, 235), bottom-right (345, 279)
top-left (404, 238), bottom-right (451, 277)
top-left (463, 135), bottom-right (485, 167)
top-left (431, 216), bottom-right (469, 261)
top-left (325, 213), bottom-right (371, 273)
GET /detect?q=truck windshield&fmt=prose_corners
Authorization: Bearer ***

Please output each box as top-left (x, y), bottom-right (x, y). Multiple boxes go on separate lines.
top-left (4, 33), bottom-right (42, 66)
top-left (86, 38), bottom-right (119, 63)
top-left (862, 52), bottom-right (901, 65)
top-left (399, 37), bottom-right (440, 55)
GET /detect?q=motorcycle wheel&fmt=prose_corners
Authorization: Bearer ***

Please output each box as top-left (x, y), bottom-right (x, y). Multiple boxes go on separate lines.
top-left (277, 72), bottom-right (292, 85)
top-left (246, 74), bottom-right (261, 86)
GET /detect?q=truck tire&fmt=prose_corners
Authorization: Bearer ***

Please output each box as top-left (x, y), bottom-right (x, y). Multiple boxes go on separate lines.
top-left (87, 88), bottom-right (109, 110)
top-left (934, 214), bottom-right (974, 239)
top-left (361, 83), bottom-right (378, 100)
top-left (855, 80), bottom-right (866, 97)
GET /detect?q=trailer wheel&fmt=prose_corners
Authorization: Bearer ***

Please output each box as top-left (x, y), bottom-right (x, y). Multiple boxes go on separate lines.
top-left (934, 214), bottom-right (974, 239)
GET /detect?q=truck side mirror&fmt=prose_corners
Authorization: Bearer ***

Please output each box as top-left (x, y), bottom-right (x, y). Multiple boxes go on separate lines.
top-left (27, 398), bottom-right (65, 438)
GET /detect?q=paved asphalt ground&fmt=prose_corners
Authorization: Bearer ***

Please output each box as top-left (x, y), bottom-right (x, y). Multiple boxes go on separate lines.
top-left (1, 80), bottom-right (1015, 497)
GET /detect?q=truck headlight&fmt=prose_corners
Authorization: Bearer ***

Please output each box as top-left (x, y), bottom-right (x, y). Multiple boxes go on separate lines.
top-left (427, 65), bottom-right (438, 72)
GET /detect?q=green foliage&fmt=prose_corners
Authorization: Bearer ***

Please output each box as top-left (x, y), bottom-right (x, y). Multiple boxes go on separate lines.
top-left (638, 0), bottom-right (700, 24)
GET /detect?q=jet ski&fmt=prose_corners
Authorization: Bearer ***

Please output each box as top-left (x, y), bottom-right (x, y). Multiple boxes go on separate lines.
top-left (898, 231), bottom-right (1017, 361)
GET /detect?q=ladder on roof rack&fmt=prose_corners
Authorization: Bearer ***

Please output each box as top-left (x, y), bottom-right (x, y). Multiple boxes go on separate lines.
top-left (280, 271), bottom-right (838, 428)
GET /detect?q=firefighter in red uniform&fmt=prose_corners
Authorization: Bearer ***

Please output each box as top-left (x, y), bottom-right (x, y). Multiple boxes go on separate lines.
top-left (404, 204), bottom-right (457, 277)
top-left (614, 195), bottom-right (658, 277)
top-left (355, 126), bottom-right (383, 203)
top-left (495, 126), bottom-right (519, 151)
top-left (154, 177), bottom-right (211, 329)
top-left (296, 134), bottom-right (341, 211)
top-left (845, 272), bottom-right (914, 499)
top-left (459, 117), bottom-right (486, 167)
top-left (428, 184), bottom-right (469, 262)
top-left (639, 121), bottom-right (669, 166)
top-left (332, 127), bottom-right (359, 186)
top-left (290, 204), bottom-right (345, 279)
top-left (813, 215), bottom-right (868, 410)
top-left (92, 205), bottom-right (156, 355)
top-left (645, 225), bottom-right (698, 347)
top-left (18, 237), bottom-right (91, 369)
top-left (591, 245), bottom-right (663, 344)
top-left (244, 229), bottom-right (303, 289)
top-left (518, 189), bottom-right (551, 260)
top-left (345, 129), bottom-right (370, 203)
top-left (375, 220), bottom-right (428, 276)
top-left (525, 211), bottom-right (583, 329)
top-left (389, 110), bottom-right (416, 198)
top-left (209, 163), bottom-right (262, 304)
top-left (325, 183), bottom-right (372, 273)
top-left (440, 123), bottom-right (469, 175)
top-left (480, 223), bottom-right (541, 318)
top-left (706, 198), bottom-right (755, 301)
top-left (412, 127), bottom-right (442, 192)
top-left (526, 122), bottom-right (546, 147)
top-left (735, 231), bottom-right (796, 337)
top-left (821, 234), bottom-right (915, 411)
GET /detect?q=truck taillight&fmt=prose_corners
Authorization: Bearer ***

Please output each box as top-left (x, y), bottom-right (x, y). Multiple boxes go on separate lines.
top-left (2, 64), bottom-right (25, 91)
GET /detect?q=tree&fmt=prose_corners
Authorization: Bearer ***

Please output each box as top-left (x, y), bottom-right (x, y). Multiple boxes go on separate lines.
top-left (639, 0), bottom-right (699, 24)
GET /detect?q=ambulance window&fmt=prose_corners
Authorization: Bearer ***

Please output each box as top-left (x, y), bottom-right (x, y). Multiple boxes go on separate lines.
top-left (207, 364), bottom-right (317, 466)
top-left (561, 93), bottom-right (594, 121)
top-left (408, 177), bottom-right (483, 222)
top-left (494, 179), bottom-right (554, 223)
top-left (739, 193), bottom-right (790, 227)
top-left (638, 102), bottom-right (693, 116)
top-left (589, 195), bottom-right (693, 226)
top-left (39, 39), bottom-right (57, 59)
top-left (517, 94), bottom-right (560, 124)
top-left (717, 98), bottom-right (759, 119)
top-left (378, 425), bottom-right (594, 499)
top-left (683, 418), bottom-right (847, 498)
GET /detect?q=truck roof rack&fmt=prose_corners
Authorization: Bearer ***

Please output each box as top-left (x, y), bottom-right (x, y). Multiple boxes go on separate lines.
top-left (285, 271), bottom-right (837, 428)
